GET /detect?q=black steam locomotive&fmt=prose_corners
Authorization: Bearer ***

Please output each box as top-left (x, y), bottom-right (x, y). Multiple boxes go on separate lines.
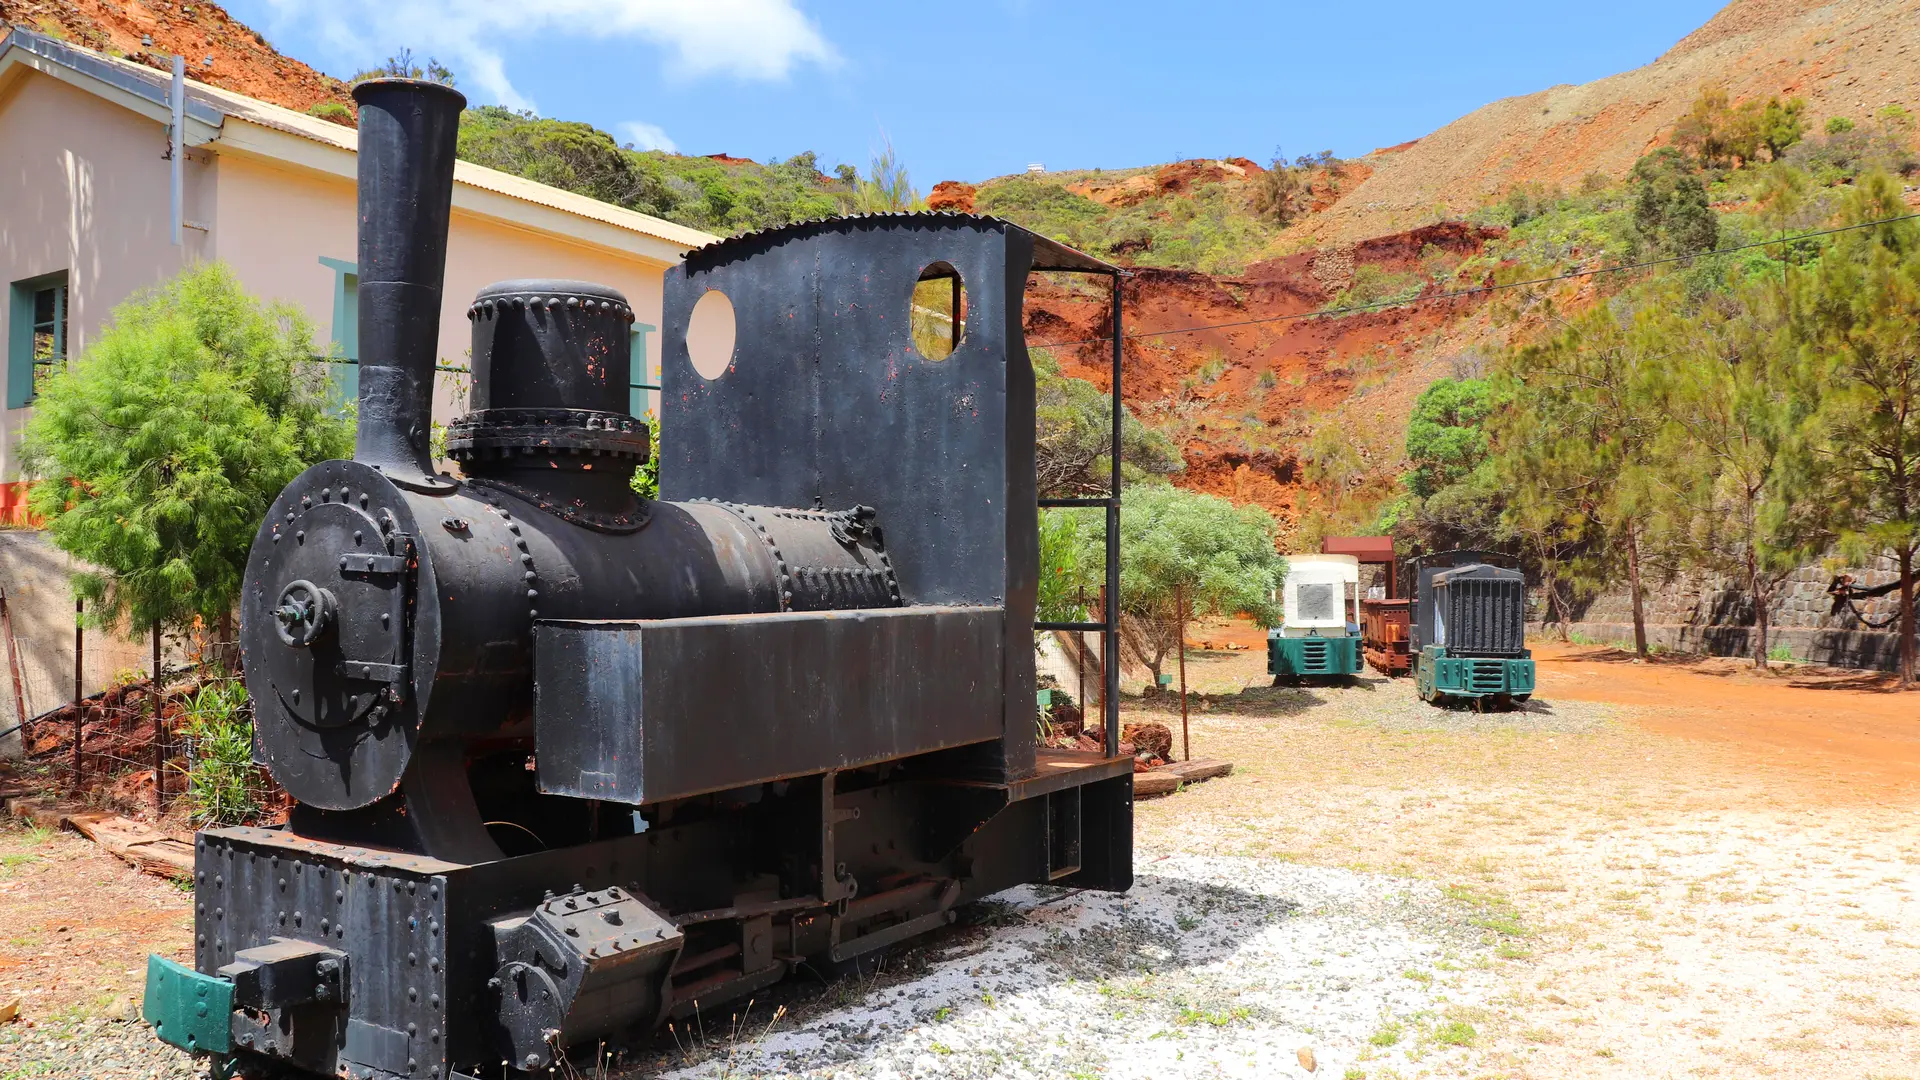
top-left (142, 80), bottom-right (1133, 1078)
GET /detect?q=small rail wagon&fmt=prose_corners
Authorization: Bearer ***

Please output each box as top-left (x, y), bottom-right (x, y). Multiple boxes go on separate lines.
top-left (1321, 537), bottom-right (1409, 676)
top-left (1268, 554), bottom-right (1364, 680)
top-left (1405, 550), bottom-right (1535, 707)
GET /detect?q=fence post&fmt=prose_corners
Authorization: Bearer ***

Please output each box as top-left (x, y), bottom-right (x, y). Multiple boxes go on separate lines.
top-left (71, 598), bottom-right (82, 794)
top-left (151, 621), bottom-right (163, 816)
top-left (1177, 585), bottom-right (1190, 763)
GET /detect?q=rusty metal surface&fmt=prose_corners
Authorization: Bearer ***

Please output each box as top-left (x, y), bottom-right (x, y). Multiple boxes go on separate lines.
top-left (350, 79), bottom-right (464, 494)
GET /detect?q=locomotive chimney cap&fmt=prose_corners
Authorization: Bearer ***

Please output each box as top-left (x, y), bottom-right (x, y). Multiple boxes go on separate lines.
top-left (350, 77), bottom-right (467, 109)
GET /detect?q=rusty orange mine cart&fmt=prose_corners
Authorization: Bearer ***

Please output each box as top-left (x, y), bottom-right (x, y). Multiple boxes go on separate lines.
top-left (1322, 536), bottom-right (1411, 676)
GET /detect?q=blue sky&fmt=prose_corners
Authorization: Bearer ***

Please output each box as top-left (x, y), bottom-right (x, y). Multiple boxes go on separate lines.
top-left (233, 0), bottom-right (1730, 184)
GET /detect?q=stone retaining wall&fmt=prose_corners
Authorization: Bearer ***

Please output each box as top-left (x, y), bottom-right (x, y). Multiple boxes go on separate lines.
top-left (1549, 555), bottom-right (1908, 669)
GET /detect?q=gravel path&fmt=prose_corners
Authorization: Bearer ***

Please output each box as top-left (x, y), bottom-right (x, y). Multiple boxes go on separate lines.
top-left (0, 1017), bottom-right (203, 1079)
top-left (661, 855), bottom-right (1500, 1080)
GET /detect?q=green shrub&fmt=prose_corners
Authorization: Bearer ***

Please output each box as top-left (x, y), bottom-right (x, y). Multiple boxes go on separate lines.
top-left (178, 681), bottom-right (265, 826)
top-left (1328, 265), bottom-right (1425, 310)
top-left (307, 101), bottom-right (354, 126)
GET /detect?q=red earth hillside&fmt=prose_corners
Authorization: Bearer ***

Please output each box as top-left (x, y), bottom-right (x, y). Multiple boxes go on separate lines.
top-left (1024, 222), bottom-right (1506, 528)
top-left (2, 0), bottom-right (352, 113)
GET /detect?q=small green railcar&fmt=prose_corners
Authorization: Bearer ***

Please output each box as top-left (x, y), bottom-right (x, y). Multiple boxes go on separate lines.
top-left (1268, 554), bottom-right (1365, 681)
top-left (1406, 552), bottom-right (1534, 708)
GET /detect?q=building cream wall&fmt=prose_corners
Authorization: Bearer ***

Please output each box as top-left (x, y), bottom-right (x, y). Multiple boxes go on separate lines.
top-left (213, 150), bottom-right (671, 428)
top-left (0, 74), bottom-right (674, 486)
top-left (0, 72), bottom-right (213, 479)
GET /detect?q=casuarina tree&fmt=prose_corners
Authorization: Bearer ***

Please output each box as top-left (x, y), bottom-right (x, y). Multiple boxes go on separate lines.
top-left (1795, 176), bottom-right (1920, 684)
top-left (19, 263), bottom-right (353, 655)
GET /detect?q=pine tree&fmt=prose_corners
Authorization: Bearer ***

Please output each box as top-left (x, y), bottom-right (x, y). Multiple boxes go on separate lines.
top-left (1795, 175), bottom-right (1920, 684)
top-left (1496, 299), bottom-right (1668, 657)
top-left (18, 264), bottom-right (352, 649)
top-left (1642, 275), bottom-right (1830, 667)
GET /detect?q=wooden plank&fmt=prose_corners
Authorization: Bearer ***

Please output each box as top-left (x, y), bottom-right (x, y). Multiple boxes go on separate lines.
top-left (1168, 759), bottom-right (1234, 783)
top-left (1133, 771), bottom-right (1181, 796)
top-left (67, 812), bottom-right (193, 881)
top-left (122, 838), bottom-right (195, 879)
top-left (1133, 758), bottom-right (1235, 798)
top-left (4, 799), bottom-right (192, 881)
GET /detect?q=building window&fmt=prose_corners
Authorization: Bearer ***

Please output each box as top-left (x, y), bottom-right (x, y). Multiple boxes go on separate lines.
top-left (319, 257), bottom-right (358, 411)
top-left (630, 323), bottom-right (657, 419)
top-left (8, 271), bottom-right (68, 409)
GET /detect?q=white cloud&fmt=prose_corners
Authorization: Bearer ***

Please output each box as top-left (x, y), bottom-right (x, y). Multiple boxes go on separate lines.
top-left (257, 0), bottom-right (837, 111)
top-left (617, 121), bottom-right (678, 153)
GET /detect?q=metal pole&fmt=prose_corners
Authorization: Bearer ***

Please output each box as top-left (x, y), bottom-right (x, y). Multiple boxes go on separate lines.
top-left (1, 592), bottom-right (27, 739)
top-left (1076, 621), bottom-right (1086, 737)
top-left (1177, 585), bottom-right (1190, 762)
top-left (1104, 271), bottom-right (1123, 758)
top-left (152, 622), bottom-right (163, 815)
top-left (71, 598), bottom-right (83, 793)
top-left (170, 55), bottom-right (185, 247)
top-left (950, 274), bottom-right (962, 353)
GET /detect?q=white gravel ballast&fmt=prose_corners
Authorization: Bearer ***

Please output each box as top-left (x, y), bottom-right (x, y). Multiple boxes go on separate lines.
top-left (667, 852), bottom-right (1501, 1079)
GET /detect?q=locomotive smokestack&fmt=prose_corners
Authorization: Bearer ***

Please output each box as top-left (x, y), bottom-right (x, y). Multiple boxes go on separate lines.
top-left (350, 78), bottom-right (466, 488)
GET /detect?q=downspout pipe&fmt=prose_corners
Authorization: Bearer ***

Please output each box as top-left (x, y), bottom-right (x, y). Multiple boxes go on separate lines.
top-left (169, 56), bottom-right (183, 246)
top-left (350, 78), bottom-right (466, 491)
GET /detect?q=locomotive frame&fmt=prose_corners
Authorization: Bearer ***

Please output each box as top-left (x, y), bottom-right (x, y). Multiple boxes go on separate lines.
top-left (143, 80), bottom-right (1135, 1079)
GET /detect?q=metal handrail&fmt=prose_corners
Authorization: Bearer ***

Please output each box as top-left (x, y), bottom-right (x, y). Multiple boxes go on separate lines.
top-left (1034, 269), bottom-right (1124, 759)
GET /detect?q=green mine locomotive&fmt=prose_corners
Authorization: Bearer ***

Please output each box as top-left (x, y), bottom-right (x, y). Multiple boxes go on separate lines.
top-left (1268, 554), bottom-right (1365, 681)
top-left (1407, 550), bottom-right (1535, 707)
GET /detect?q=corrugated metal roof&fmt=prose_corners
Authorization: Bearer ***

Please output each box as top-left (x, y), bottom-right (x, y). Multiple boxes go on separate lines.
top-left (0, 27), bottom-right (715, 254)
top-left (682, 211), bottom-right (1120, 274)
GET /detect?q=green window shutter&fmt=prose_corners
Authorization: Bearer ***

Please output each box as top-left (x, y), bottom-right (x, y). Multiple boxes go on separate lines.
top-left (5, 283), bottom-right (31, 410)
top-left (629, 323), bottom-right (657, 418)
top-left (320, 257), bottom-right (358, 413)
top-left (8, 271), bottom-right (68, 410)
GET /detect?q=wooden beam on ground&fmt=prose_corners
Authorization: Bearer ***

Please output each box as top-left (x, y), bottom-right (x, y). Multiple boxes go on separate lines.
top-left (3, 795), bottom-right (193, 880)
top-left (1133, 758), bottom-right (1235, 797)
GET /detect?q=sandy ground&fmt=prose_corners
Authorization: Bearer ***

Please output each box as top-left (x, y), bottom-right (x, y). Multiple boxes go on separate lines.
top-left (2, 633), bottom-right (1916, 1079)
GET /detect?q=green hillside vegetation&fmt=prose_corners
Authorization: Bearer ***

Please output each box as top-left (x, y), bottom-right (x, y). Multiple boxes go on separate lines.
top-left (975, 171), bottom-right (1281, 275)
top-left (1371, 91), bottom-right (1920, 680)
top-left (452, 102), bottom-right (1334, 272)
top-left (455, 107), bottom-right (854, 235)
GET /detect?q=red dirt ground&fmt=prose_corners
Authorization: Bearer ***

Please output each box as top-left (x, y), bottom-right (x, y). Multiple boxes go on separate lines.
top-left (1533, 642), bottom-right (1920, 792)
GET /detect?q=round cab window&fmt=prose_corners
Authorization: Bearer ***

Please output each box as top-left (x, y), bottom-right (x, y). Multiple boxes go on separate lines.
top-left (686, 289), bottom-right (737, 380)
top-left (910, 263), bottom-right (966, 362)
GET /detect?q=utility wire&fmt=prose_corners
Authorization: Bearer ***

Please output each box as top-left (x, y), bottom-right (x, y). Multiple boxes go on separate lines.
top-left (1029, 212), bottom-right (1920, 350)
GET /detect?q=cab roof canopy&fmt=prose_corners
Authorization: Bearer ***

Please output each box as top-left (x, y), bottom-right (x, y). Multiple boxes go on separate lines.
top-left (1321, 536), bottom-right (1395, 563)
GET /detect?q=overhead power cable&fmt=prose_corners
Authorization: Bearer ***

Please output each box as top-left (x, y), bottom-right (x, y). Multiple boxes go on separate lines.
top-left (1027, 212), bottom-right (1920, 350)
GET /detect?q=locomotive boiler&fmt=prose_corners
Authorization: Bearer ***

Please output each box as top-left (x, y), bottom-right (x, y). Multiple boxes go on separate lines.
top-left (143, 79), bottom-right (1133, 1078)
